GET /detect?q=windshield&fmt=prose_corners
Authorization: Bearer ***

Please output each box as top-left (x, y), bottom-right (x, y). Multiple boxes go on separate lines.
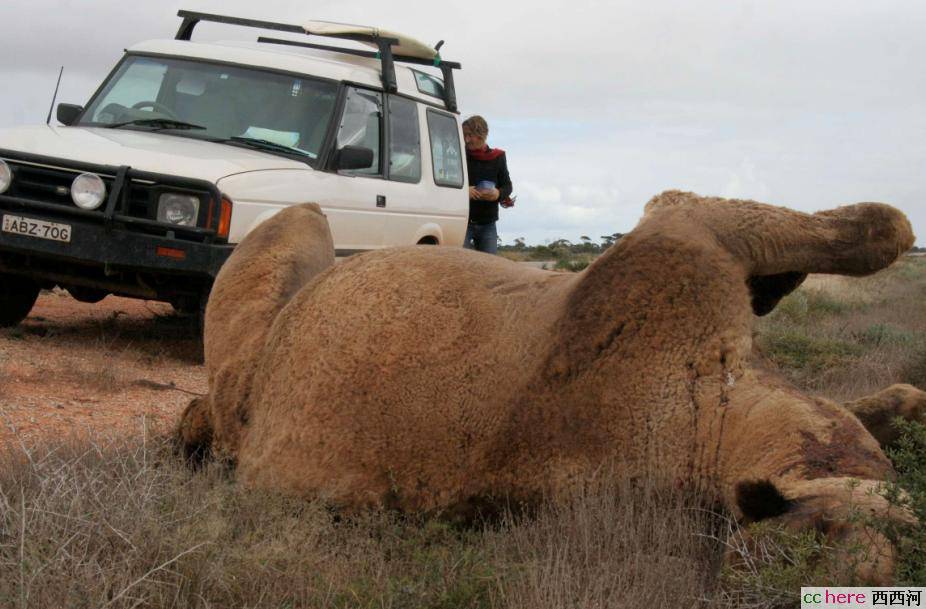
top-left (81, 55), bottom-right (339, 162)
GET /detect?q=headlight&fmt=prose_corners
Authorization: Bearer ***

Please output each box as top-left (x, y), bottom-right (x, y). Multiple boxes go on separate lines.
top-left (157, 193), bottom-right (200, 226)
top-left (0, 160), bottom-right (13, 194)
top-left (71, 173), bottom-right (106, 210)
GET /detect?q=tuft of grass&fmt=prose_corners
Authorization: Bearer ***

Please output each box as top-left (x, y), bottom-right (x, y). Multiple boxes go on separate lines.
top-left (854, 323), bottom-right (915, 347)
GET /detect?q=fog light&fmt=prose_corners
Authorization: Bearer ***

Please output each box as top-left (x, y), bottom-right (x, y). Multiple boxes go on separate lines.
top-left (0, 160), bottom-right (11, 194)
top-left (71, 173), bottom-right (106, 210)
top-left (157, 193), bottom-right (200, 226)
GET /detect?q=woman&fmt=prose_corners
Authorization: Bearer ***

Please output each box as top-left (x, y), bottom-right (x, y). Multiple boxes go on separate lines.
top-left (462, 115), bottom-right (513, 254)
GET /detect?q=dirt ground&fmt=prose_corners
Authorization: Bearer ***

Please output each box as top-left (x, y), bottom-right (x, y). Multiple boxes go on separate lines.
top-left (0, 290), bottom-right (207, 447)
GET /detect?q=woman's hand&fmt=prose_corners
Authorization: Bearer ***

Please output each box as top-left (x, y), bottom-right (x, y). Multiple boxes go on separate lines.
top-left (479, 188), bottom-right (500, 201)
top-left (469, 187), bottom-right (500, 201)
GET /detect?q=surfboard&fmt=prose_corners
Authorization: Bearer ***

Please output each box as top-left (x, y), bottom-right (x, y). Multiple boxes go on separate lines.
top-left (302, 20), bottom-right (440, 61)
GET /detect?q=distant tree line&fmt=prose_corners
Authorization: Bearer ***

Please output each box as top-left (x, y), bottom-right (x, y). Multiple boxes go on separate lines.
top-left (498, 233), bottom-right (624, 262)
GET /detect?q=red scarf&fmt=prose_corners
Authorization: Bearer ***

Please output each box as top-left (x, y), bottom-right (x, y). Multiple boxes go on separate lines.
top-left (466, 145), bottom-right (505, 161)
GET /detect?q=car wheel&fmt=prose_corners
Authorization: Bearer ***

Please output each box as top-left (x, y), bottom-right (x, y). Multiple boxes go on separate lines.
top-left (66, 285), bottom-right (108, 304)
top-left (0, 274), bottom-right (41, 327)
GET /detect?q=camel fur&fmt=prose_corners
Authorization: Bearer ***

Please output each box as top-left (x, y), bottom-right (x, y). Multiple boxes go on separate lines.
top-left (178, 192), bottom-right (921, 583)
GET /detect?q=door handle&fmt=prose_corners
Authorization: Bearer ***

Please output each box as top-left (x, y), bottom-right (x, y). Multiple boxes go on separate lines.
top-left (376, 195), bottom-right (386, 208)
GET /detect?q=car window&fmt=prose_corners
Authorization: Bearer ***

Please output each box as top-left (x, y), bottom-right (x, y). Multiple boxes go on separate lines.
top-left (412, 70), bottom-right (444, 100)
top-left (336, 87), bottom-right (382, 176)
top-left (387, 96), bottom-right (421, 183)
top-left (89, 58), bottom-right (167, 113)
top-left (426, 109), bottom-right (463, 188)
top-left (82, 55), bottom-right (339, 162)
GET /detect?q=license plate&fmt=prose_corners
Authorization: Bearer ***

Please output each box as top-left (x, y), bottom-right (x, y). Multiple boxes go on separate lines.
top-left (1, 214), bottom-right (72, 243)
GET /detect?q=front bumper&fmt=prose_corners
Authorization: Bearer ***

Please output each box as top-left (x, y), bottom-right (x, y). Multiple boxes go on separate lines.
top-left (0, 149), bottom-right (234, 299)
top-left (0, 210), bottom-right (233, 277)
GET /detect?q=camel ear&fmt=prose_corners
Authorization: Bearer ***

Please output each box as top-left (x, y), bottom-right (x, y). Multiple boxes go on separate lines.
top-left (747, 271), bottom-right (807, 316)
top-left (735, 480), bottom-right (792, 523)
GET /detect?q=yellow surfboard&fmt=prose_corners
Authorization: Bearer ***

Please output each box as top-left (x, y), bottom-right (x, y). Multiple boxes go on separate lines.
top-left (302, 20), bottom-right (440, 60)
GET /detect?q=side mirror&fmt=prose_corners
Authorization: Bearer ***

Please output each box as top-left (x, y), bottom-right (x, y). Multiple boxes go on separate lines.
top-left (335, 146), bottom-right (374, 171)
top-left (56, 103), bottom-right (83, 126)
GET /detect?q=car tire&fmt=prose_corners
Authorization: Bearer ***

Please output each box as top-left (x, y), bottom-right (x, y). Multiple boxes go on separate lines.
top-left (0, 274), bottom-right (41, 327)
top-left (66, 285), bottom-right (108, 304)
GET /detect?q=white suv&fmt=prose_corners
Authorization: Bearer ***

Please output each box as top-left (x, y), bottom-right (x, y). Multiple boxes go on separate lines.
top-left (0, 10), bottom-right (468, 326)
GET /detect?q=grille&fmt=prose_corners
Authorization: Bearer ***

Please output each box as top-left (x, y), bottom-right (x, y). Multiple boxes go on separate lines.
top-left (0, 158), bottom-right (219, 243)
top-left (7, 163), bottom-right (152, 218)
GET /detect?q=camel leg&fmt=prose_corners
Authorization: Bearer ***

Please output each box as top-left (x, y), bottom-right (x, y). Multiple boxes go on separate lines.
top-left (843, 384), bottom-right (926, 448)
top-left (643, 191), bottom-right (915, 278)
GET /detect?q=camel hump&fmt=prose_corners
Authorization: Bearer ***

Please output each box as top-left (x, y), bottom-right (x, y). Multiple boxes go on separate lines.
top-left (204, 203), bottom-right (335, 374)
top-left (642, 189), bottom-right (695, 216)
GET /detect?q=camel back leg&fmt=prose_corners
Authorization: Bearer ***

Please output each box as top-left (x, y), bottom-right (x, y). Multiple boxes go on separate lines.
top-left (843, 384), bottom-right (926, 448)
top-left (643, 191), bottom-right (914, 315)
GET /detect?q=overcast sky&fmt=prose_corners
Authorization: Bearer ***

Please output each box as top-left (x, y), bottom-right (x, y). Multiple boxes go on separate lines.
top-left (1, 0), bottom-right (923, 245)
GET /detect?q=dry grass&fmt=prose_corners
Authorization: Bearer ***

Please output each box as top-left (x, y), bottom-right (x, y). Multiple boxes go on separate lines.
top-left (755, 257), bottom-right (926, 400)
top-left (0, 430), bottom-right (872, 609)
top-left (0, 432), bottom-right (773, 609)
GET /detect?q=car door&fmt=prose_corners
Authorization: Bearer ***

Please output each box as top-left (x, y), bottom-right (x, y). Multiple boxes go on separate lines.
top-left (322, 85), bottom-right (389, 253)
top-left (380, 100), bottom-right (467, 246)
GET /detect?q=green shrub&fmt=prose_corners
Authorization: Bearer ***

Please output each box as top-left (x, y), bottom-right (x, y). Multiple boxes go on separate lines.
top-left (854, 323), bottom-right (916, 347)
top-left (760, 330), bottom-right (862, 371)
top-left (553, 256), bottom-right (592, 272)
top-left (720, 523), bottom-right (861, 608)
top-left (875, 419), bottom-right (926, 584)
top-left (772, 289), bottom-right (854, 324)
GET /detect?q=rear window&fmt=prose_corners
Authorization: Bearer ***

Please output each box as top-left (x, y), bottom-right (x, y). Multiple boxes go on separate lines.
top-left (426, 109), bottom-right (463, 188)
top-left (387, 96), bottom-right (421, 183)
top-left (412, 70), bottom-right (444, 100)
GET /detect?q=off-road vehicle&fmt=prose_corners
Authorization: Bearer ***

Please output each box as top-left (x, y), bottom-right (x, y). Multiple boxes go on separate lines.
top-left (0, 10), bottom-right (466, 326)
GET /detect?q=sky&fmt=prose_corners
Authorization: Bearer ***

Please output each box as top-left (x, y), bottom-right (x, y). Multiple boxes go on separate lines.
top-left (1, 0), bottom-right (923, 246)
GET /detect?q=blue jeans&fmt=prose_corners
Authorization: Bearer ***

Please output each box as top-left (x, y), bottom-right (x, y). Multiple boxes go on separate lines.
top-left (463, 221), bottom-right (498, 254)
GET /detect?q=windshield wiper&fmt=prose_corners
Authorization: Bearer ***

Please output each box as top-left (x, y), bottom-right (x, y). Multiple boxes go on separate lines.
top-left (222, 136), bottom-right (312, 159)
top-left (105, 118), bottom-right (207, 131)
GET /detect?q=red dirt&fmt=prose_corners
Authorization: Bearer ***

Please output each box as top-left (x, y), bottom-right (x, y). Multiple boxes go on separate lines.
top-left (0, 290), bottom-right (207, 447)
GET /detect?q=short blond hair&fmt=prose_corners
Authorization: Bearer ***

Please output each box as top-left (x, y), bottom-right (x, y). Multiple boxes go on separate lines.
top-left (462, 115), bottom-right (488, 137)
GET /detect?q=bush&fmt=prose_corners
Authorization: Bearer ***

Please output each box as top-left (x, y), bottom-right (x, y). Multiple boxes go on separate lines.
top-left (772, 289), bottom-right (854, 324)
top-left (874, 419), bottom-right (926, 584)
top-left (760, 330), bottom-right (862, 372)
top-left (553, 256), bottom-right (593, 272)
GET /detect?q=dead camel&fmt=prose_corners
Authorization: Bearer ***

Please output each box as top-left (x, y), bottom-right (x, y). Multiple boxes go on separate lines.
top-left (178, 191), bottom-right (922, 583)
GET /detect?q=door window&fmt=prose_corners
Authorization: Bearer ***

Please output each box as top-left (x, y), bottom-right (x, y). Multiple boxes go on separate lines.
top-left (336, 87), bottom-right (383, 175)
top-left (426, 109), bottom-right (463, 188)
top-left (387, 96), bottom-right (421, 183)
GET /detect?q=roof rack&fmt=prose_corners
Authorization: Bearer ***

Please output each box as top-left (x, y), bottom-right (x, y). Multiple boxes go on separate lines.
top-left (174, 10), bottom-right (460, 112)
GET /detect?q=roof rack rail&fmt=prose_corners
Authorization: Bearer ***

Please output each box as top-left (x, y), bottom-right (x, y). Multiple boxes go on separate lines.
top-left (174, 10), bottom-right (461, 112)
